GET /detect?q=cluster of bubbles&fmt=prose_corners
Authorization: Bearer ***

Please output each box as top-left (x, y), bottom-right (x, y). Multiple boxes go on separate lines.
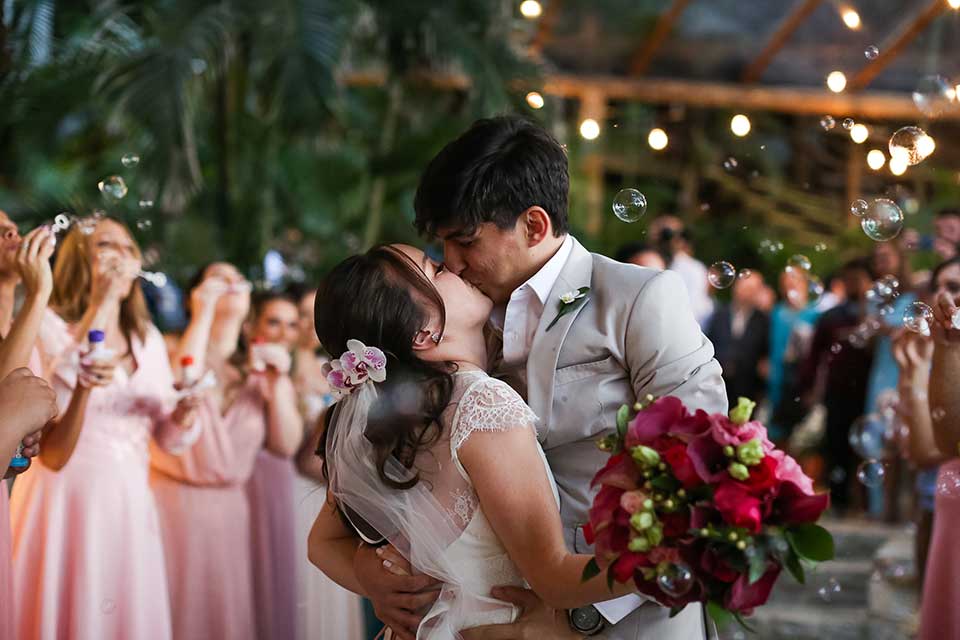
top-left (850, 198), bottom-right (904, 242)
top-left (611, 188), bottom-right (648, 223)
top-left (819, 115), bottom-right (835, 131)
top-left (759, 238), bottom-right (784, 255)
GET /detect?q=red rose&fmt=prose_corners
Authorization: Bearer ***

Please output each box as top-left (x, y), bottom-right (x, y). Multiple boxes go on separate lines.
top-left (663, 443), bottom-right (704, 489)
top-left (713, 483), bottom-right (762, 533)
top-left (741, 456), bottom-right (780, 497)
top-left (612, 552), bottom-right (652, 583)
top-left (725, 564), bottom-right (781, 613)
top-left (771, 481), bottom-right (831, 526)
top-left (590, 452), bottom-right (641, 490)
top-left (661, 511), bottom-right (692, 538)
top-left (700, 548), bottom-right (739, 583)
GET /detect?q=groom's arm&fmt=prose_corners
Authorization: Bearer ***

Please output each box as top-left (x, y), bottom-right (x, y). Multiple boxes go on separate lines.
top-left (625, 269), bottom-right (728, 414)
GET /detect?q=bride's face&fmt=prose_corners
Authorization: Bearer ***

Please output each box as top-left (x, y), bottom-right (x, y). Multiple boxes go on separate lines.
top-left (392, 244), bottom-right (493, 336)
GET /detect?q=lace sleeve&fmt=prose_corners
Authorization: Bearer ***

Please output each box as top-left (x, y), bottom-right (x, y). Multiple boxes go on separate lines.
top-left (451, 377), bottom-right (539, 454)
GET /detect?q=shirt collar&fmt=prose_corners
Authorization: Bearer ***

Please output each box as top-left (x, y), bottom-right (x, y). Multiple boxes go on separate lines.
top-left (514, 234), bottom-right (573, 306)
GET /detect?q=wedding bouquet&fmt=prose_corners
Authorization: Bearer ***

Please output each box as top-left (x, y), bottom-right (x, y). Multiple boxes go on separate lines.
top-left (582, 396), bottom-right (833, 630)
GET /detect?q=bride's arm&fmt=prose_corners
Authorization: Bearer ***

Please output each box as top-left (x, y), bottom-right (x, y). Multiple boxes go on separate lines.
top-left (458, 425), bottom-right (634, 611)
top-left (307, 497), bottom-right (368, 595)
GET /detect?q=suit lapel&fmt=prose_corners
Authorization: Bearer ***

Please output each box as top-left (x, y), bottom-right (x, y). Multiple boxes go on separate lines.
top-left (526, 239), bottom-right (594, 442)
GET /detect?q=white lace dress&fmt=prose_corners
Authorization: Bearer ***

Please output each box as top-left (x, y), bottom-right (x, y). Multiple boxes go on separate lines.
top-left (409, 370), bottom-right (561, 638)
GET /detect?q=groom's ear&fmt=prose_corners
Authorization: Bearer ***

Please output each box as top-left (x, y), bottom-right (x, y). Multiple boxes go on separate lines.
top-left (520, 206), bottom-right (552, 247)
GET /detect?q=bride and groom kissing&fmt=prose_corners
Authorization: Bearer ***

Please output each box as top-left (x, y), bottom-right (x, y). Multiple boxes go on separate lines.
top-left (308, 115), bottom-right (727, 639)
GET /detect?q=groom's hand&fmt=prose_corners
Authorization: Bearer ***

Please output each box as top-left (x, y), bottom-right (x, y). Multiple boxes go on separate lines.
top-left (460, 586), bottom-right (579, 640)
top-left (354, 543), bottom-right (441, 640)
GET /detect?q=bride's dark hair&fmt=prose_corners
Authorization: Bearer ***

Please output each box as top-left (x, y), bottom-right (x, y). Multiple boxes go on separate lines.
top-left (314, 244), bottom-right (455, 491)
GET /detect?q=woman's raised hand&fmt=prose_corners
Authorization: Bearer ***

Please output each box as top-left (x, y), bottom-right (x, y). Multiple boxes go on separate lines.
top-left (15, 226), bottom-right (55, 301)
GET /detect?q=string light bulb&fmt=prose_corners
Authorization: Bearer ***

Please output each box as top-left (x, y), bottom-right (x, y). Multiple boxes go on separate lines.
top-left (850, 123), bottom-right (869, 144)
top-left (579, 118), bottom-right (600, 140)
top-left (889, 155), bottom-right (908, 176)
top-left (730, 114), bottom-right (751, 137)
top-left (520, 0), bottom-right (543, 18)
top-left (827, 71), bottom-right (847, 93)
top-left (525, 91), bottom-right (544, 109)
top-left (867, 149), bottom-right (885, 171)
top-left (648, 128), bottom-right (668, 150)
top-left (841, 6), bottom-right (862, 29)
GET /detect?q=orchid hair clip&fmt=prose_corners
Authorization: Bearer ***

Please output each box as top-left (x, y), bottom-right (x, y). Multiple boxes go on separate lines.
top-left (322, 339), bottom-right (387, 396)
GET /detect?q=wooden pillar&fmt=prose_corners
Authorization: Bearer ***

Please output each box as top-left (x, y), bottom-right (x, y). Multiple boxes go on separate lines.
top-left (578, 87), bottom-right (607, 238)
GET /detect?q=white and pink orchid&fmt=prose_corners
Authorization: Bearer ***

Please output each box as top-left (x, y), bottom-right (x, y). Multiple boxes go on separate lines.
top-left (323, 339), bottom-right (387, 395)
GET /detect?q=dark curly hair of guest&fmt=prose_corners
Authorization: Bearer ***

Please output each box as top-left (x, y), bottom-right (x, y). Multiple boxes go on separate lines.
top-left (314, 245), bottom-right (455, 491)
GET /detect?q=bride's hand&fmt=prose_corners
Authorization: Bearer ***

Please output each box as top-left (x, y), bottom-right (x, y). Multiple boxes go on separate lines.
top-left (460, 586), bottom-right (579, 640)
top-left (353, 543), bottom-right (441, 640)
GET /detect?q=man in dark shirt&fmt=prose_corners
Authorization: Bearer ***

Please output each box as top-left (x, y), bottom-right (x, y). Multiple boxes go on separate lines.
top-left (707, 271), bottom-right (770, 403)
top-left (798, 258), bottom-right (876, 512)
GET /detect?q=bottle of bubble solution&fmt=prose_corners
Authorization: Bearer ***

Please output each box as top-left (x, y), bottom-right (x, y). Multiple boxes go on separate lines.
top-left (87, 329), bottom-right (112, 362)
top-left (180, 355), bottom-right (198, 390)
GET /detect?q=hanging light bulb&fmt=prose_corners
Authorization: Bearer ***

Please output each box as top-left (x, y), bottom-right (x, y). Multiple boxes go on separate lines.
top-left (520, 0), bottom-right (543, 18)
top-left (525, 91), bottom-right (545, 109)
top-left (827, 71), bottom-right (847, 93)
top-left (841, 6), bottom-right (862, 29)
top-left (648, 128), bottom-right (668, 150)
top-left (730, 114), bottom-right (751, 137)
top-left (579, 118), bottom-right (600, 140)
top-left (867, 149), bottom-right (886, 171)
top-left (949, 0), bottom-right (960, 10)
top-left (889, 155), bottom-right (908, 176)
top-left (850, 123), bottom-right (869, 144)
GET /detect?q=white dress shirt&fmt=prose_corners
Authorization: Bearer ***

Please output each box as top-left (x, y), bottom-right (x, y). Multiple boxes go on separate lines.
top-left (669, 252), bottom-right (714, 327)
top-left (491, 234), bottom-right (645, 625)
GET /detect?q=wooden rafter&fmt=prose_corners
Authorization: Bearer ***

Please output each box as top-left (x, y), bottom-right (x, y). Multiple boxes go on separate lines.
top-left (528, 0), bottom-right (562, 56)
top-left (849, 0), bottom-right (946, 91)
top-left (628, 0), bottom-right (692, 76)
top-left (741, 0), bottom-right (823, 84)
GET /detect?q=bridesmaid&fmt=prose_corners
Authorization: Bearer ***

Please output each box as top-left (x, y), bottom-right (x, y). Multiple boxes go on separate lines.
top-left (244, 291), bottom-right (304, 640)
top-left (291, 288), bottom-right (364, 640)
top-left (151, 262), bottom-right (295, 640)
top-left (10, 218), bottom-right (201, 640)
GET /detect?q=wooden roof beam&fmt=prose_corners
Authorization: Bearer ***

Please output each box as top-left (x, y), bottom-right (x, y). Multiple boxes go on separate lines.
top-left (628, 0), bottom-right (693, 76)
top-left (741, 0), bottom-right (823, 84)
top-left (849, 0), bottom-right (946, 91)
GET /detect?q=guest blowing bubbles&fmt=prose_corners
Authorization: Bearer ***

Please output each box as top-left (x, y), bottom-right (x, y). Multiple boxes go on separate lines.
top-left (9, 217), bottom-right (202, 640)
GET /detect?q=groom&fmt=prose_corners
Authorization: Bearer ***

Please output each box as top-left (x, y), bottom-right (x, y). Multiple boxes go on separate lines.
top-left (356, 116), bottom-right (727, 639)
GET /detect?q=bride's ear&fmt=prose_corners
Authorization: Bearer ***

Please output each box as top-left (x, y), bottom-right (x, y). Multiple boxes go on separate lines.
top-left (412, 329), bottom-right (434, 352)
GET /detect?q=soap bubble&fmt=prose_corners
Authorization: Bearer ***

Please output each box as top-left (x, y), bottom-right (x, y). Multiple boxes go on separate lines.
top-left (842, 118), bottom-right (855, 130)
top-left (932, 407), bottom-right (946, 422)
top-left (786, 254), bottom-right (812, 273)
top-left (98, 176), bottom-right (128, 200)
top-left (737, 268), bottom-right (753, 280)
top-left (136, 219), bottom-right (153, 231)
top-left (912, 75), bottom-right (955, 117)
top-left (101, 599), bottom-right (117, 614)
top-left (612, 189), bottom-right (648, 223)
top-left (850, 199), bottom-right (869, 217)
top-left (138, 199), bottom-right (154, 209)
top-left (903, 301), bottom-right (934, 336)
top-left (850, 413), bottom-right (899, 459)
top-left (815, 242), bottom-right (827, 252)
top-left (723, 157), bottom-right (738, 172)
top-left (707, 261), bottom-right (736, 289)
top-left (807, 275), bottom-right (825, 305)
top-left (889, 126), bottom-right (935, 167)
top-left (817, 578), bottom-right (843, 602)
top-left (864, 45), bottom-right (879, 60)
top-left (657, 563), bottom-right (694, 598)
top-left (820, 116), bottom-right (836, 131)
top-left (121, 153), bottom-right (140, 168)
top-left (857, 460), bottom-right (886, 487)
top-left (861, 198), bottom-right (904, 242)
top-left (868, 275), bottom-right (900, 303)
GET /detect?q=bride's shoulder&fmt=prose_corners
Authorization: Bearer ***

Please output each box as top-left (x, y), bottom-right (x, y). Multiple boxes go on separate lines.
top-left (450, 372), bottom-right (538, 451)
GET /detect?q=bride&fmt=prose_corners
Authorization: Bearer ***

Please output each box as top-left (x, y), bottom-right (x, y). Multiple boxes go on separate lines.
top-left (307, 244), bottom-right (635, 639)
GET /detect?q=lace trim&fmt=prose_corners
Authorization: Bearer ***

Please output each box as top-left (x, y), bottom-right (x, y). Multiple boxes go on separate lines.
top-left (447, 488), bottom-right (478, 527)
top-left (451, 377), bottom-right (538, 453)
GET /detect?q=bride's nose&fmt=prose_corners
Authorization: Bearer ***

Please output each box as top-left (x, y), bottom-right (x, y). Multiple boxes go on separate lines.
top-left (442, 245), bottom-right (466, 275)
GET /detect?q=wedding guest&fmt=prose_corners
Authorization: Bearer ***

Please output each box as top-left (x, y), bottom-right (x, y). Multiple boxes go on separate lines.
top-left (244, 291), bottom-right (304, 640)
top-left (291, 288), bottom-right (364, 640)
top-left (10, 218), bottom-right (201, 640)
top-left (614, 242), bottom-right (666, 270)
top-left (798, 258), bottom-right (875, 512)
top-left (706, 270), bottom-right (770, 403)
top-left (919, 256), bottom-right (960, 640)
top-left (933, 208), bottom-right (960, 262)
top-left (651, 216), bottom-right (713, 326)
top-left (150, 262), bottom-right (282, 640)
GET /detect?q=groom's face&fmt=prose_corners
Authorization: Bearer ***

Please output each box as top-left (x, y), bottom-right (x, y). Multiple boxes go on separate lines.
top-left (438, 221), bottom-right (530, 305)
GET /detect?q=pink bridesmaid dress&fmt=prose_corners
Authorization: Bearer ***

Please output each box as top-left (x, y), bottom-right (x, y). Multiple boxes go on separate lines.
top-left (247, 449), bottom-right (300, 640)
top-left (919, 458), bottom-right (960, 640)
top-left (10, 312), bottom-right (199, 640)
top-left (150, 377), bottom-right (268, 640)
top-left (0, 482), bottom-right (12, 631)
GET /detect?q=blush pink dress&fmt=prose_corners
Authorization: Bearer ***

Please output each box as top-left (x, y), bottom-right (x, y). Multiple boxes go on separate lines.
top-left (10, 313), bottom-right (200, 640)
top-left (919, 458), bottom-right (960, 640)
top-left (247, 449), bottom-right (300, 640)
top-left (150, 377), bottom-right (267, 640)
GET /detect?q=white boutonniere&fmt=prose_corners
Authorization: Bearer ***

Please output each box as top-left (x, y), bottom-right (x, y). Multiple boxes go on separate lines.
top-left (546, 287), bottom-right (590, 331)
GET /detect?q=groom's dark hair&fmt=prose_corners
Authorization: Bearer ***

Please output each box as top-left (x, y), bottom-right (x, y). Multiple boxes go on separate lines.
top-left (414, 115), bottom-right (569, 238)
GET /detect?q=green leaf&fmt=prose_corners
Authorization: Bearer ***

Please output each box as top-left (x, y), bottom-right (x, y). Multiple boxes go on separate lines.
top-left (606, 565), bottom-right (616, 591)
top-left (785, 549), bottom-right (806, 584)
top-left (669, 606), bottom-right (684, 619)
top-left (748, 548), bottom-right (767, 585)
top-left (786, 524), bottom-right (835, 563)
top-left (581, 558), bottom-right (601, 583)
top-left (650, 475), bottom-right (679, 492)
top-left (706, 601), bottom-right (735, 630)
top-left (577, 286), bottom-right (591, 295)
top-left (734, 612), bottom-right (756, 633)
top-left (616, 404), bottom-right (630, 440)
